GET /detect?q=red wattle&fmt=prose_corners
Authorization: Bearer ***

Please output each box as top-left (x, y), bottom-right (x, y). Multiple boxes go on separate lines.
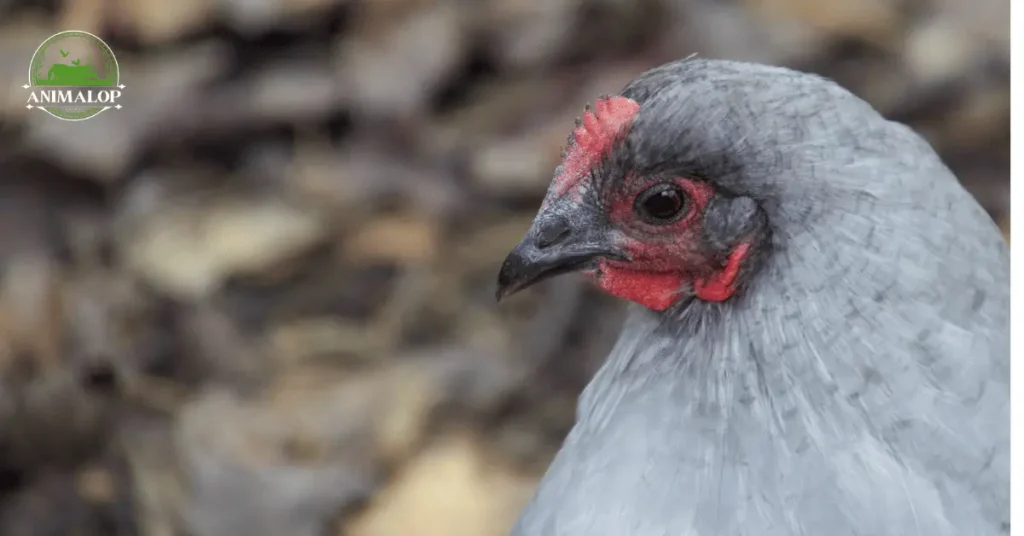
top-left (593, 262), bottom-right (687, 311)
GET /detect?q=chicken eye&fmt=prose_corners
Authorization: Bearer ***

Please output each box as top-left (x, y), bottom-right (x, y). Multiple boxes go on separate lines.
top-left (635, 183), bottom-right (686, 224)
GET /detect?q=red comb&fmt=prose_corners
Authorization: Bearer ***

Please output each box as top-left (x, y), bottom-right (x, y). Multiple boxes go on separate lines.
top-left (551, 96), bottom-right (640, 198)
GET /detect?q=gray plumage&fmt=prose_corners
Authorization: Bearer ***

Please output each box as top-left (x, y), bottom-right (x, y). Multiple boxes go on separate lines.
top-left (509, 59), bottom-right (1009, 535)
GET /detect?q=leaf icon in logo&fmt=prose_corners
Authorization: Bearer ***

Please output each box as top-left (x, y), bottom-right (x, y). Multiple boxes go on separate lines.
top-left (59, 49), bottom-right (69, 57)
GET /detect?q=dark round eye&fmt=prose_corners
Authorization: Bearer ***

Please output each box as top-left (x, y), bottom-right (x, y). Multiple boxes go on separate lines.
top-left (635, 183), bottom-right (687, 223)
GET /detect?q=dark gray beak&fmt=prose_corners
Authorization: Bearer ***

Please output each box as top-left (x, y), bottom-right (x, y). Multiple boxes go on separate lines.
top-left (495, 211), bottom-right (625, 301)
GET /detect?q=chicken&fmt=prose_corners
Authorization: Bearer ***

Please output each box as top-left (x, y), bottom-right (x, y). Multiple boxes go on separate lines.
top-left (495, 58), bottom-right (1009, 536)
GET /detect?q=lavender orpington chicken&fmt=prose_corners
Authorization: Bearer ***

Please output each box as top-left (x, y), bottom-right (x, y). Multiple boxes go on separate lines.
top-left (495, 58), bottom-right (1009, 535)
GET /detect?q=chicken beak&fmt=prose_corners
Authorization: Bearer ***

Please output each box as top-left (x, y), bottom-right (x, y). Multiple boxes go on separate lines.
top-left (495, 212), bottom-right (625, 301)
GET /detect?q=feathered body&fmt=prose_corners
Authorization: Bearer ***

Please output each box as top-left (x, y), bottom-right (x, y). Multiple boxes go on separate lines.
top-left (499, 59), bottom-right (1009, 535)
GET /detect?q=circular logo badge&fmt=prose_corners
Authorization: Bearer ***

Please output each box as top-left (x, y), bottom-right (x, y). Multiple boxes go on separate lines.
top-left (26, 31), bottom-right (123, 121)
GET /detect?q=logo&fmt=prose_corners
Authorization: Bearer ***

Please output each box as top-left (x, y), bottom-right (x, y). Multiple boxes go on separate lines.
top-left (22, 31), bottom-right (126, 121)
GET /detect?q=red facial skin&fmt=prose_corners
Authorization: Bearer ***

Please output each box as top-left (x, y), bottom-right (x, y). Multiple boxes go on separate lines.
top-left (546, 96), bottom-right (751, 311)
top-left (592, 176), bottom-right (750, 310)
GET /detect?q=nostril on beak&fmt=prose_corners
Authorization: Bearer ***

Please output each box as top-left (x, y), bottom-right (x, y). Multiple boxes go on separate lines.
top-left (535, 217), bottom-right (571, 249)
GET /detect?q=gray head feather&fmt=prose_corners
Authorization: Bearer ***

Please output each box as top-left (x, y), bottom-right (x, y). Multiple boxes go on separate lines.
top-left (511, 58), bottom-right (1009, 536)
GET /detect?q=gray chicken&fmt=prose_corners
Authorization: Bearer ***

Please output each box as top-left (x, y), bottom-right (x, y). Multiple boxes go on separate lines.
top-left (495, 58), bottom-right (1009, 535)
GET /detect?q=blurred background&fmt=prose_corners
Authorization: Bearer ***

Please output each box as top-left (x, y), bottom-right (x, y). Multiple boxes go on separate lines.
top-left (0, 0), bottom-right (1010, 535)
